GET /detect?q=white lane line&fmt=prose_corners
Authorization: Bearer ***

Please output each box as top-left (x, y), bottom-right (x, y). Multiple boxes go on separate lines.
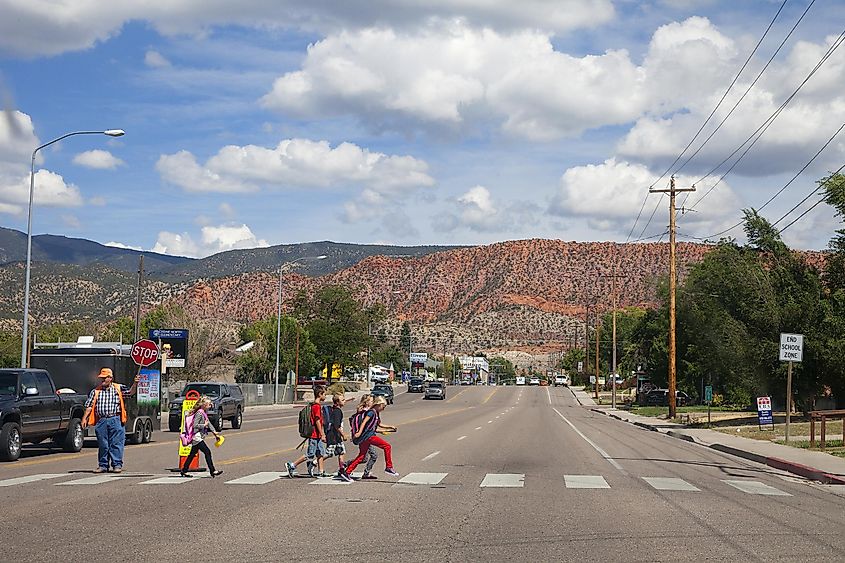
top-left (475, 427), bottom-right (482, 430)
top-left (0, 473), bottom-right (65, 487)
top-left (564, 475), bottom-right (610, 489)
top-left (643, 477), bottom-right (699, 491)
top-left (140, 475), bottom-right (210, 485)
top-left (495, 416), bottom-right (500, 419)
top-left (480, 473), bottom-right (524, 488)
top-left (226, 471), bottom-right (284, 485)
top-left (309, 476), bottom-right (351, 485)
top-left (546, 386), bottom-right (552, 404)
top-left (552, 407), bottom-right (626, 474)
top-left (723, 480), bottom-right (792, 496)
top-left (487, 420), bottom-right (493, 424)
top-left (397, 472), bottom-right (448, 485)
top-left (457, 435), bottom-right (467, 441)
top-left (422, 451), bottom-right (441, 461)
top-left (56, 475), bottom-right (127, 486)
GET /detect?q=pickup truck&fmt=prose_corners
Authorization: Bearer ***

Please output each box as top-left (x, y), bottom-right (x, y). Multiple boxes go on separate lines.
top-left (0, 368), bottom-right (87, 461)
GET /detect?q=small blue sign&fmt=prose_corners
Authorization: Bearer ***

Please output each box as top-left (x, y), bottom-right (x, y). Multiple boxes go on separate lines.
top-left (757, 396), bottom-right (773, 426)
top-left (149, 328), bottom-right (188, 339)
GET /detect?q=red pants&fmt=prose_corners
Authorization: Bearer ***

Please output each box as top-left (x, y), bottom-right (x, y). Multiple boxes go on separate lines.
top-left (346, 436), bottom-right (393, 472)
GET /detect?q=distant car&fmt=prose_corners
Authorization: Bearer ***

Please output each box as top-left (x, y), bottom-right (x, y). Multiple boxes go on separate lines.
top-left (169, 382), bottom-right (244, 432)
top-left (408, 378), bottom-right (425, 393)
top-left (515, 377), bottom-right (526, 385)
top-left (529, 377), bottom-right (540, 386)
top-left (424, 381), bottom-right (446, 400)
top-left (371, 384), bottom-right (394, 405)
top-left (554, 375), bottom-right (570, 387)
top-left (370, 372), bottom-right (389, 384)
top-left (642, 389), bottom-right (690, 407)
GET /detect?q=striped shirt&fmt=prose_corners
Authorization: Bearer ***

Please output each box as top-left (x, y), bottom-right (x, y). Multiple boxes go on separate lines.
top-left (85, 384), bottom-right (131, 418)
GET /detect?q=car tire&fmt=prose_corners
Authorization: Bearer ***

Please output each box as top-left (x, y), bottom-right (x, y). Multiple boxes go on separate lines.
top-left (216, 411), bottom-right (226, 431)
top-left (231, 409), bottom-right (243, 429)
top-left (142, 419), bottom-right (153, 443)
top-left (128, 419), bottom-right (144, 445)
top-left (62, 418), bottom-right (84, 452)
top-left (0, 421), bottom-right (22, 461)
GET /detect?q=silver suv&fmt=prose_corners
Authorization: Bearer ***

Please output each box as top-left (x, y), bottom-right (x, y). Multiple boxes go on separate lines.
top-left (424, 382), bottom-right (446, 400)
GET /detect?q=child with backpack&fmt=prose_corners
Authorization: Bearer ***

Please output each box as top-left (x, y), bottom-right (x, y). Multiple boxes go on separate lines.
top-left (356, 395), bottom-right (379, 480)
top-left (339, 396), bottom-right (397, 482)
top-left (285, 385), bottom-right (327, 478)
top-left (323, 394), bottom-right (349, 478)
top-left (180, 396), bottom-right (224, 478)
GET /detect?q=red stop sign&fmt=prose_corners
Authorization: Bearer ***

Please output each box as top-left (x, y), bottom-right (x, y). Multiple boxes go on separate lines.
top-left (131, 339), bottom-right (160, 367)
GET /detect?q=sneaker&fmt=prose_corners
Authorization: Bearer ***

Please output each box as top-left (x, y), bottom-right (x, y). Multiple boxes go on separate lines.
top-left (316, 472), bottom-right (328, 478)
top-left (210, 470), bottom-right (223, 478)
top-left (112, 467), bottom-right (123, 474)
top-left (93, 467), bottom-right (107, 473)
top-left (361, 473), bottom-right (378, 480)
top-left (285, 462), bottom-right (296, 479)
top-left (306, 460), bottom-right (314, 477)
top-left (180, 472), bottom-right (193, 478)
top-left (384, 468), bottom-right (399, 477)
top-left (338, 471), bottom-right (353, 483)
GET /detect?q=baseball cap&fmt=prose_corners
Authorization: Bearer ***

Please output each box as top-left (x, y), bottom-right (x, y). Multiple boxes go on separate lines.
top-left (97, 368), bottom-right (113, 378)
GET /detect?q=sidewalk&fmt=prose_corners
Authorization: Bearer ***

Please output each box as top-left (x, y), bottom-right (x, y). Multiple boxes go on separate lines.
top-left (244, 387), bottom-right (374, 411)
top-left (570, 388), bottom-right (845, 485)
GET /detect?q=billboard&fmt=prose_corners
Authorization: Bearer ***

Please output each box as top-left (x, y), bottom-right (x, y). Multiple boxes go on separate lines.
top-left (149, 328), bottom-right (188, 368)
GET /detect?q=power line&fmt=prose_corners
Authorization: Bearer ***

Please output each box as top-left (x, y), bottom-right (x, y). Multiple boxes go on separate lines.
top-left (773, 162), bottom-right (845, 227)
top-left (624, 1), bottom-right (789, 242)
top-left (778, 196), bottom-right (826, 233)
top-left (686, 26), bottom-right (845, 211)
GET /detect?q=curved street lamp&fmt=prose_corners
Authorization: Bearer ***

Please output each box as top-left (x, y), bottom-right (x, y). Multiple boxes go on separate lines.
top-left (20, 129), bottom-right (125, 368)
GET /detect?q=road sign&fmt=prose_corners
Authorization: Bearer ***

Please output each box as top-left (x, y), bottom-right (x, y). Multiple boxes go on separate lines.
top-left (131, 339), bottom-right (159, 367)
top-left (150, 328), bottom-right (189, 368)
top-left (779, 333), bottom-right (803, 362)
top-left (577, 361), bottom-right (583, 373)
top-left (757, 396), bottom-right (774, 428)
top-left (704, 385), bottom-right (713, 403)
top-left (409, 352), bottom-right (427, 363)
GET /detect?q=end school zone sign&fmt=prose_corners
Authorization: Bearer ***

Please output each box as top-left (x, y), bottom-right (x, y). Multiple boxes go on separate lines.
top-left (779, 333), bottom-right (803, 362)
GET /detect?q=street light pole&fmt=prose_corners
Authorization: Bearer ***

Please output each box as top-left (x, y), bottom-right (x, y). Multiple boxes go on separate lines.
top-left (274, 264), bottom-right (283, 404)
top-left (21, 129), bottom-right (124, 368)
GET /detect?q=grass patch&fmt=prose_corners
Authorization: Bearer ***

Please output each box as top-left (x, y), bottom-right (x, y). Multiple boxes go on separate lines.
top-left (630, 405), bottom-right (739, 417)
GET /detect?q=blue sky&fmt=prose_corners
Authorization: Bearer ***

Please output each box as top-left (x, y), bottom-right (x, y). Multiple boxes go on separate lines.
top-left (1, 1), bottom-right (844, 257)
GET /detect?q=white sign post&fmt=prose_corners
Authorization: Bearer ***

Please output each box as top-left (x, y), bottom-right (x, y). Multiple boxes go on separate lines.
top-left (779, 333), bottom-right (803, 443)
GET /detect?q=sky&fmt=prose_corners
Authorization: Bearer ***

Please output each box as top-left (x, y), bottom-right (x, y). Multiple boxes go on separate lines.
top-left (1, 0), bottom-right (844, 257)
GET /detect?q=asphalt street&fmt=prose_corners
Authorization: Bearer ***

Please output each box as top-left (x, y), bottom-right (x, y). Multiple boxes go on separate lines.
top-left (1, 385), bottom-right (844, 562)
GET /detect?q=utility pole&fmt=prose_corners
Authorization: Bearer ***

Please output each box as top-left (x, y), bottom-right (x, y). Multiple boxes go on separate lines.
top-left (650, 176), bottom-right (695, 419)
top-left (594, 320), bottom-right (600, 400)
top-left (133, 254), bottom-right (144, 342)
top-left (600, 251), bottom-right (627, 410)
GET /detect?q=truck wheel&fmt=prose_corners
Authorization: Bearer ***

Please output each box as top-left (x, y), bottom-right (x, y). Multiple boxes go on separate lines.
top-left (128, 420), bottom-right (144, 445)
top-left (0, 422), bottom-right (22, 461)
top-left (142, 419), bottom-right (153, 443)
top-left (216, 410), bottom-right (226, 431)
top-left (230, 409), bottom-right (242, 429)
top-left (62, 418), bottom-right (84, 452)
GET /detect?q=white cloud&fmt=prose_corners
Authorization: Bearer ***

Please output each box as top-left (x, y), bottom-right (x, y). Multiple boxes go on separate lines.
top-left (152, 223), bottom-right (269, 258)
top-left (105, 241), bottom-right (143, 251)
top-left (549, 158), bottom-right (740, 237)
top-left (89, 196), bottom-right (107, 206)
top-left (144, 49), bottom-right (171, 68)
top-left (73, 149), bottom-right (125, 169)
top-left (218, 202), bottom-right (235, 218)
top-left (0, 1), bottom-right (613, 57)
top-left (434, 185), bottom-right (538, 233)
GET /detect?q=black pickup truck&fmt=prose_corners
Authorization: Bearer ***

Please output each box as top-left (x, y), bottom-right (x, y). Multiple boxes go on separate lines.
top-left (0, 368), bottom-right (87, 461)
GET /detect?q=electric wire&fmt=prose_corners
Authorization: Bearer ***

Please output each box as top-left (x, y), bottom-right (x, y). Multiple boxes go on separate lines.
top-left (687, 26), bottom-right (845, 211)
top-left (773, 162), bottom-right (845, 227)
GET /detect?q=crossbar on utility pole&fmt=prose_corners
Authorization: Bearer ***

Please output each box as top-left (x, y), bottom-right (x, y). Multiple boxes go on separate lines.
top-left (650, 176), bottom-right (695, 419)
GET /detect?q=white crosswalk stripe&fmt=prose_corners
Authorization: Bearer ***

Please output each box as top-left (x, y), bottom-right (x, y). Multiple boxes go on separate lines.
top-left (480, 473), bottom-right (524, 488)
top-left (140, 475), bottom-right (210, 485)
top-left (564, 475), bottom-right (610, 489)
top-left (643, 477), bottom-right (699, 491)
top-left (396, 472), bottom-right (448, 485)
top-left (56, 475), bottom-right (127, 486)
top-left (0, 473), bottom-right (65, 487)
top-left (226, 471), bottom-right (284, 485)
top-left (722, 480), bottom-right (792, 496)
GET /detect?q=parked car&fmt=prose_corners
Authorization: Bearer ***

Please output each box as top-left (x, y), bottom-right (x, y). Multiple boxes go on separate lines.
top-left (424, 381), bottom-right (446, 400)
top-left (0, 368), bottom-right (87, 461)
top-left (408, 378), bottom-right (425, 393)
top-left (529, 377), bottom-right (541, 386)
top-left (642, 389), bottom-right (691, 406)
top-left (554, 375), bottom-right (570, 387)
top-left (371, 383), bottom-right (395, 405)
top-left (169, 382), bottom-right (244, 431)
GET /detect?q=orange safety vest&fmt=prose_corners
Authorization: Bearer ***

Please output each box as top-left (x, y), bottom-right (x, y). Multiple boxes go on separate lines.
top-left (86, 383), bottom-right (127, 425)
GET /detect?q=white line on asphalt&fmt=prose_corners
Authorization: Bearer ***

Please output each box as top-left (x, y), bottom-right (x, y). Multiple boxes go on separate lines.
top-left (480, 473), bottom-right (524, 488)
top-left (457, 435), bottom-right (467, 441)
top-left (56, 475), bottom-right (127, 486)
top-left (0, 473), bottom-right (65, 487)
top-left (722, 480), bottom-right (791, 496)
top-left (422, 451), bottom-right (441, 461)
top-left (564, 475), bottom-right (610, 489)
top-left (487, 420), bottom-right (493, 424)
top-left (495, 416), bottom-right (500, 419)
top-left (552, 408), bottom-right (626, 474)
top-left (225, 471), bottom-right (285, 485)
top-left (140, 475), bottom-right (210, 485)
top-left (546, 386), bottom-right (552, 404)
top-left (397, 472), bottom-right (448, 485)
top-left (643, 477), bottom-right (699, 491)
top-left (475, 427), bottom-right (482, 430)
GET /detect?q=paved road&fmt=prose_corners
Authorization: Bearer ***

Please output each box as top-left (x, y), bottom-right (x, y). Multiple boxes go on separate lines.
top-left (1, 386), bottom-right (843, 562)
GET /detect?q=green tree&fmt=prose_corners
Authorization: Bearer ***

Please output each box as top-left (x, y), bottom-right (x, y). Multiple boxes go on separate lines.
top-left (236, 316), bottom-right (316, 384)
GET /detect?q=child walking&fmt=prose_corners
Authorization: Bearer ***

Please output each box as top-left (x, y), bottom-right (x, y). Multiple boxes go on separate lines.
top-left (180, 396), bottom-right (224, 477)
top-left (357, 395), bottom-right (379, 480)
top-left (340, 396), bottom-right (397, 482)
top-left (285, 385), bottom-right (327, 478)
top-left (324, 394), bottom-right (349, 478)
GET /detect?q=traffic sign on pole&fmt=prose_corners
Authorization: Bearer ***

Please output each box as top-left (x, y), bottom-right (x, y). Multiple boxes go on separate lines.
top-left (131, 339), bottom-right (159, 367)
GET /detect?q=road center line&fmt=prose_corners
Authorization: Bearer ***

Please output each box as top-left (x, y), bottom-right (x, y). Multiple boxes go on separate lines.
top-left (546, 386), bottom-right (552, 404)
top-left (457, 435), bottom-right (467, 441)
top-left (422, 451), bottom-right (440, 461)
top-left (552, 407), bottom-right (626, 474)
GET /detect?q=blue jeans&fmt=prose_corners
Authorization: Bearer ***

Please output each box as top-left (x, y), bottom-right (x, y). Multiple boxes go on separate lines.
top-left (95, 416), bottom-right (125, 469)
